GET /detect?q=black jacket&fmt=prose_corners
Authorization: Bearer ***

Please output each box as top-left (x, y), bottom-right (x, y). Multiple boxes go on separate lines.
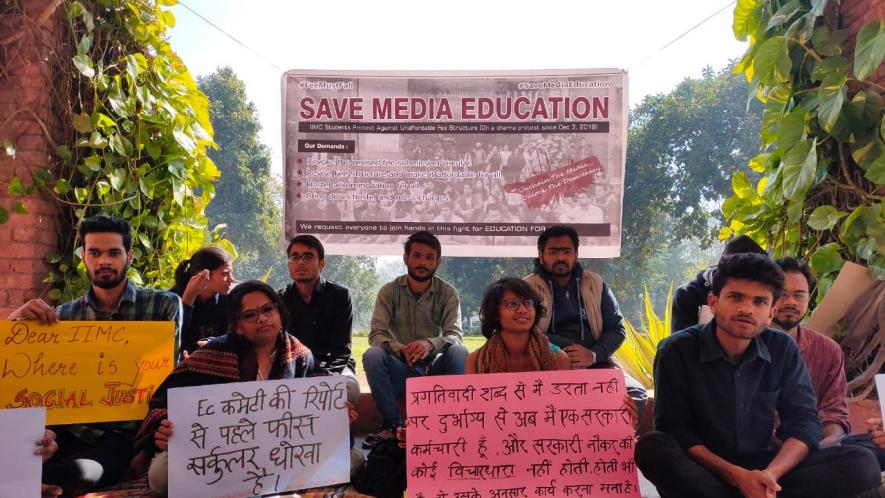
top-left (671, 267), bottom-right (715, 333)
top-left (278, 277), bottom-right (356, 373)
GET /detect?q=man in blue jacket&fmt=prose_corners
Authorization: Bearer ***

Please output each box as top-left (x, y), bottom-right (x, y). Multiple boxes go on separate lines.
top-left (524, 225), bottom-right (647, 424)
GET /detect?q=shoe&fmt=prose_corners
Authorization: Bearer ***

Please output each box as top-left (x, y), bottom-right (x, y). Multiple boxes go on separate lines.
top-left (361, 427), bottom-right (396, 449)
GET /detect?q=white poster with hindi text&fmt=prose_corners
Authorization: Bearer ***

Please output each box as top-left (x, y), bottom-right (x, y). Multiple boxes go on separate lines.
top-left (167, 377), bottom-right (349, 498)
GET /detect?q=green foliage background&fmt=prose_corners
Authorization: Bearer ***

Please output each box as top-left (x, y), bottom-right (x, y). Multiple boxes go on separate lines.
top-left (724, 0), bottom-right (885, 295)
top-left (428, 66), bottom-right (762, 323)
top-left (4, 0), bottom-right (227, 301)
top-left (197, 67), bottom-right (280, 279)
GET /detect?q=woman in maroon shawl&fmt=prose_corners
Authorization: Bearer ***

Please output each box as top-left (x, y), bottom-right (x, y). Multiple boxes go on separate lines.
top-left (135, 280), bottom-right (314, 496)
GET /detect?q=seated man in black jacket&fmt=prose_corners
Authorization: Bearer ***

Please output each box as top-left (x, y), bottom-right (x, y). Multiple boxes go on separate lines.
top-left (671, 235), bottom-right (766, 333)
top-left (524, 225), bottom-right (647, 425)
top-left (278, 234), bottom-right (359, 405)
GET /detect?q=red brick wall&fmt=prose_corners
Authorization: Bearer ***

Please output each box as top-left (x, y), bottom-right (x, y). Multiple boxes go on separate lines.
top-left (0, 0), bottom-right (67, 316)
top-left (841, 0), bottom-right (885, 87)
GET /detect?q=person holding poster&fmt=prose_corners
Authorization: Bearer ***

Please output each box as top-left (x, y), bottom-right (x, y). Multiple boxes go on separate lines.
top-left (524, 225), bottom-right (647, 422)
top-left (134, 280), bottom-right (315, 496)
top-left (466, 277), bottom-right (571, 374)
top-left (37, 429), bottom-right (62, 497)
top-left (278, 235), bottom-right (360, 405)
top-left (363, 231), bottom-right (468, 441)
top-left (636, 253), bottom-right (881, 498)
top-left (6, 215), bottom-right (182, 496)
top-left (171, 246), bottom-right (235, 355)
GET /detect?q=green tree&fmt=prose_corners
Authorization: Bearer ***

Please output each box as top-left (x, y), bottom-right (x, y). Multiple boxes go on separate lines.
top-left (323, 256), bottom-right (381, 329)
top-left (594, 64), bottom-right (763, 317)
top-left (723, 1), bottom-right (885, 398)
top-left (723, 1), bottom-right (885, 293)
top-left (2, 0), bottom-right (224, 300)
top-left (198, 67), bottom-right (281, 279)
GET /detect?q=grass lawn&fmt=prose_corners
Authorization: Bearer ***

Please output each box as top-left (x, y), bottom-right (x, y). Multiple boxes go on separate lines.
top-left (351, 335), bottom-right (486, 389)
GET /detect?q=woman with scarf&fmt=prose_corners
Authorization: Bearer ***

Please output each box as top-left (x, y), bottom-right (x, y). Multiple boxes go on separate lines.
top-left (467, 277), bottom-right (571, 373)
top-left (135, 280), bottom-right (314, 496)
top-left (171, 246), bottom-right (235, 355)
top-left (397, 278), bottom-right (637, 451)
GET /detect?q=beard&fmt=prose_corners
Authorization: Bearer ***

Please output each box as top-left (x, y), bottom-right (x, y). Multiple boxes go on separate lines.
top-left (407, 265), bottom-right (436, 282)
top-left (773, 314), bottom-right (801, 331)
top-left (773, 304), bottom-right (804, 331)
top-left (88, 265), bottom-right (128, 289)
top-left (546, 260), bottom-right (574, 277)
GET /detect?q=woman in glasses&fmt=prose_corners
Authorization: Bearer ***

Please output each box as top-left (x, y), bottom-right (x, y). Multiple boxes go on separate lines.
top-left (135, 280), bottom-right (314, 496)
top-left (467, 277), bottom-right (571, 373)
top-left (171, 246), bottom-right (235, 355)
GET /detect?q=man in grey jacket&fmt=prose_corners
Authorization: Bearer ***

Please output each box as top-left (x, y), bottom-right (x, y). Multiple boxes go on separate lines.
top-left (363, 231), bottom-right (468, 438)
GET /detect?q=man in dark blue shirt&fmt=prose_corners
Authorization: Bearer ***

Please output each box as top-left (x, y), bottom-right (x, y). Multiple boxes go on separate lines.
top-left (636, 253), bottom-right (880, 498)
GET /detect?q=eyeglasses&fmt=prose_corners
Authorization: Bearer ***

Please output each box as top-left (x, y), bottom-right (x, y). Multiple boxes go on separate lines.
top-left (239, 303), bottom-right (278, 322)
top-left (287, 253), bottom-right (316, 263)
top-left (779, 291), bottom-right (810, 302)
top-left (502, 298), bottom-right (535, 311)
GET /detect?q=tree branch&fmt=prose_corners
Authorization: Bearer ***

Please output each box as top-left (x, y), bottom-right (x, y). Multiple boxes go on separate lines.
top-left (0, 0), bottom-right (64, 47)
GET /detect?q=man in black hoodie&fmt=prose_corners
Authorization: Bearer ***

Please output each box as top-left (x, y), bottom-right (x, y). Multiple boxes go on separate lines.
top-left (524, 225), bottom-right (647, 423)
top-left (671, 235), bottom-right (766, 333)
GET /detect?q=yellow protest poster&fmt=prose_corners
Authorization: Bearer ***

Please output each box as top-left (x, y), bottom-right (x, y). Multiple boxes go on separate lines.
top-left (0, 320), bottom-right (174, 425)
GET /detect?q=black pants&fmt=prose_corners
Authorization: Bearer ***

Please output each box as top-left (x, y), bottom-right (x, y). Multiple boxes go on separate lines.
top-left (635, 431), bottom-right (881, 498)
top-left (843, 433), bottom-right (885, 470)
top-left (42, 430), bottom-right (134, 497)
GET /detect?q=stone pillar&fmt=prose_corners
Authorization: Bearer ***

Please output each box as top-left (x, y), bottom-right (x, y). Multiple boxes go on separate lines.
top-left (0, 0), bottom-right (67, 315)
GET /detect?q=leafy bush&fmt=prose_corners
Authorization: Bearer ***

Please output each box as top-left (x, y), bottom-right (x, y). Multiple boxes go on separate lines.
top-left (614, 285), bottom-right (673, 390)
top-left (723, 1), bottom-right (885, 295)
top-left (3, 0), bottom-right (230, 300)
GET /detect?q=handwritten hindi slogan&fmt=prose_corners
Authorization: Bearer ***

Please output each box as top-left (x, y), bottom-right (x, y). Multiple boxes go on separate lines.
top-left (406, 370), bottom-right (640, 498)
top-left (0, 320), bottom-right (174, 424)
top-left (167, 378), bottom-right (350, 498)
top-left (0, 408), bottom-right (45, 498)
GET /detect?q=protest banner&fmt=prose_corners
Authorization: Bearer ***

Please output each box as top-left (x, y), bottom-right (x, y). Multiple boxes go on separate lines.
top-left (167, 377), bottom-right (350, 498)
top-left (283, 70), bottom-right (628, 258)
top-left (406, 369), bottom-right (640, 498)
top-left (0, 320), bottom-right (174, 425)
top-left (0, 407), bottom-right (45, 498)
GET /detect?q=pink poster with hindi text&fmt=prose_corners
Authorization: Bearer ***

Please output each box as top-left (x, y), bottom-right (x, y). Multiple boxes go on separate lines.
top-left (406, 369), bottom-right (640, 498)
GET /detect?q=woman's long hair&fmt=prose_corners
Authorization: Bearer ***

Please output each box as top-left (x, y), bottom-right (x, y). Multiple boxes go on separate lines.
top-left (171, 246), bottom-right (232, 296)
